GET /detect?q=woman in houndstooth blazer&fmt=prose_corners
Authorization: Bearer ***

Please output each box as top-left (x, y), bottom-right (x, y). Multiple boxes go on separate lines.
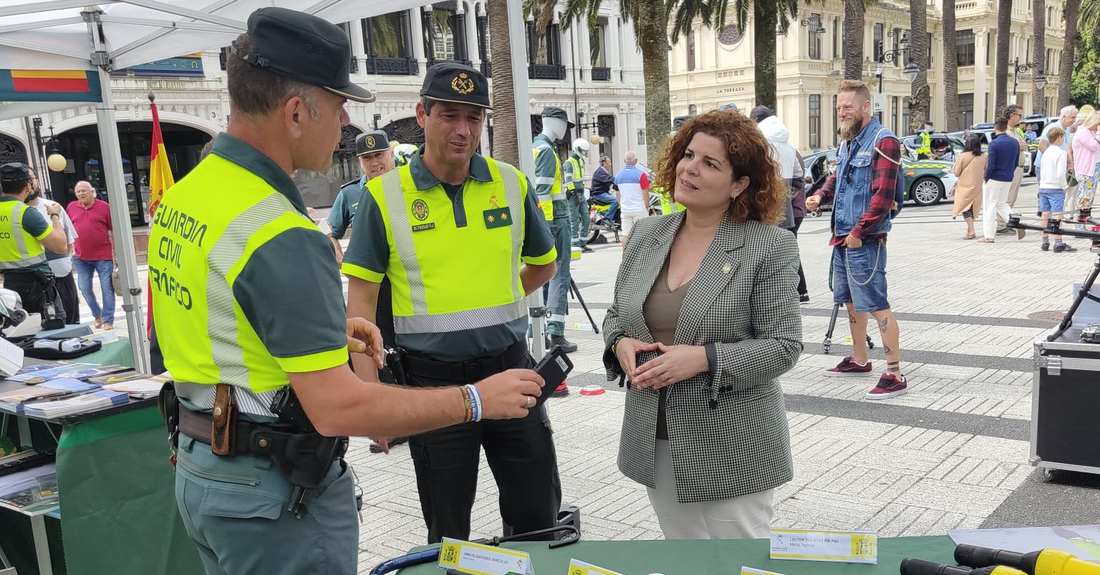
top-left (602, 110), bottom-right (803, 539)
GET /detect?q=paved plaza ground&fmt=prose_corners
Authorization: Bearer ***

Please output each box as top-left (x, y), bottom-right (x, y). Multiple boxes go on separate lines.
top-left (97, 179), bottom-right (1100, 572)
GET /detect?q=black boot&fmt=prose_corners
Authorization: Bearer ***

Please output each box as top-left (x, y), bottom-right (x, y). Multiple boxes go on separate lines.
top-left (370, 436), bottom-right (408, 453)
top-left (548, 335), bottom-right (578, 353)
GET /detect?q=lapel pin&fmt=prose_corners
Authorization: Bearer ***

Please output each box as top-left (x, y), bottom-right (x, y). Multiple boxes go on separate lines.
top-left (722, 262), bottom-right (732, 274)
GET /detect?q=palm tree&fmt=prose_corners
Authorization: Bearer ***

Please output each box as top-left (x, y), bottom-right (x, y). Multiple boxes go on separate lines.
top-left (1033, 0), bottom-right (1045, 115)
top-left (735, 0), bottom-right (800, 111)
top-left (994, 0), bottom-right (1011, 115)
top-left (843, 0), bottom-right (866, 80)
top-left (487, 0), bottom-right (519, 166)
top-left (1063, 0), bottom-right (1082, 109)
top-left (908, 0), bottom-right (930, 132)
top-left (528, 0), bottom-right (728, 165)
top-left (942, 0), bottom-right (960, 131)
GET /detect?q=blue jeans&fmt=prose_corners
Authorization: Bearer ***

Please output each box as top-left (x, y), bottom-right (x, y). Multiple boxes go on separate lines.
top-left (832, 241), bottom-right (890, 313)
top-left (72, 257), bottom-right (115, 323)
top-left (589, 192), bottom-right (619, 221)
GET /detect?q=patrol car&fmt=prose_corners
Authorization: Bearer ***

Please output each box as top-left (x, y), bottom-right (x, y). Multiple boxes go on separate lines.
top-left (803, 145), bottom-right (958, 208)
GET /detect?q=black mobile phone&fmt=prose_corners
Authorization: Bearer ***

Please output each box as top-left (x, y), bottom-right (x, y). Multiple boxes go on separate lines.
top-left (534, 345), bottom-right (574, 392)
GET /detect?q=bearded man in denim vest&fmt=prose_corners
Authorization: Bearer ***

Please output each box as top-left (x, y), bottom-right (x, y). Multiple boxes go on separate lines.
top-left (805, 80), bottom-right (908, 400)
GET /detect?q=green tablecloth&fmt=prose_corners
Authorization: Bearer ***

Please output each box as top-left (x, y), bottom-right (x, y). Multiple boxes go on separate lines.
top-left (2, 339), bottom-right (203, 575)
top-left (396, 536), bottom-right (957, 575)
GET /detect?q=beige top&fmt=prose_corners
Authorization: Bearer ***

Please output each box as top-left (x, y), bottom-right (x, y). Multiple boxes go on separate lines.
top-left (643, 255), bottom-right (691, 440)
top-left (952, 151), bottom-right (987, 217)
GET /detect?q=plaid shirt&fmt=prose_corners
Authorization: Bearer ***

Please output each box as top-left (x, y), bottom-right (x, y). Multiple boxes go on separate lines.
top-left (814, 136), bottom-right (901, 245)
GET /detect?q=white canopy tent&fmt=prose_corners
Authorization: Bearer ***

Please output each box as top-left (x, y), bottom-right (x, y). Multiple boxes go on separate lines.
top-left (0, 0), bottom-right (541, 371)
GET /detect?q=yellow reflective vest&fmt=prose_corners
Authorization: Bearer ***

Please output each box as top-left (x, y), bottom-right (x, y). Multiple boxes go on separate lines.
top-left (149, 154), bottom-right (346, 416)
top-left (0, 199), bottom-right (50, 270)
top-left (365, 158), bottom-right (530, 337)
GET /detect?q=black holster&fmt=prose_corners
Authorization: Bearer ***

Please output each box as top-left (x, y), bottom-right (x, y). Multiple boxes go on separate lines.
top-left (157, 381), bottom-right (180, 461)
top-left (252, 430), bottom-right (349, 490)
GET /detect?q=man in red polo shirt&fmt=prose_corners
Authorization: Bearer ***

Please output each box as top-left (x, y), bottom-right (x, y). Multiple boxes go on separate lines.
top-left (66, 181), bottom-right (115, 329)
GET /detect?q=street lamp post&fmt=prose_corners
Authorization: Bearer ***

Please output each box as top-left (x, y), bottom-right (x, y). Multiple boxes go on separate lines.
top-left (1012, 56), bottom-right (1046, 105)
top-left (776, 13), bottom-right (826, 36)
top-left (874, 33), bottom-right (919, 126)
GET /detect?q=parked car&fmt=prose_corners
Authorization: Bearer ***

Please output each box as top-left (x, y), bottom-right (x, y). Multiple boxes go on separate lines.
top-left (800, 146), bottom-right (957, 207)
top-left (900, 132), bottom-right (964, 161)
top-left (966, 121), bottom-right (1040, 176)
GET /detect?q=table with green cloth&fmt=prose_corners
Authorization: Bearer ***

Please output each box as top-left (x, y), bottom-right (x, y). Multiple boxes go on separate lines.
top-left (395, 536), bottom-right (958, 575)
top-left (0, 338), bottom-right (203, 575)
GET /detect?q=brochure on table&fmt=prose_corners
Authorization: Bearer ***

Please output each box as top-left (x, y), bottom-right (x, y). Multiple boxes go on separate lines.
top-left (0, 461), bottom-right (58, 516)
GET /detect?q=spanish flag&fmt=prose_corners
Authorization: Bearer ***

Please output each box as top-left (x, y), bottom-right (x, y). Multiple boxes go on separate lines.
top-left (0, 69), bottom-right (102, 102)
top-left (147, 100), bottom-right (174, 338)
top-left (147, 102), bottom-right (174, 219)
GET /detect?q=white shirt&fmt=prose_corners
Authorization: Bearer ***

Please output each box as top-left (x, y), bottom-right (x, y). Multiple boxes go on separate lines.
top-left (29, 198), bottom-right (78, 277)
top-left (1039, 146), bottom-right (1069, 191)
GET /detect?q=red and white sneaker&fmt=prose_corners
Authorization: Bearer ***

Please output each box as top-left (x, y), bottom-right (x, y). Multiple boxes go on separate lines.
top-left (824, 356), bottom-right (874, 377)
top-left (865, 373), bottom-right (908, 400)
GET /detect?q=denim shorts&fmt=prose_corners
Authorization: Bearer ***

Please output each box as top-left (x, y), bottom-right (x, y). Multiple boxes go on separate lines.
top-left (832, 241), bottom-right (890, 313)
top-left (1038, 189), bottom-right (1065, 214)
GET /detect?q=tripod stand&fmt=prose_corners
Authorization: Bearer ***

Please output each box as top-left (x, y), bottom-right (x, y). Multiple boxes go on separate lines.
top-left (1007, 214), bottom-right (1100, 341)
top-left (822, 303), bottom-right (875, 354)
top-left (569, 278), bottom-right (599, 334)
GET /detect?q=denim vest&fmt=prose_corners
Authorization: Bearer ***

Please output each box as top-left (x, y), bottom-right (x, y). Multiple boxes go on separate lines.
top-left (833, 117), bottom-right (894, 237)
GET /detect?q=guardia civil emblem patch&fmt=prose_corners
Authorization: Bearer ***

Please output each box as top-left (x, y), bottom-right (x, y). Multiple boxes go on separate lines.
top-left (451, 73), bottom-right (475, 95)
top-left (411, 199), bottom-right (430, 221)
top-left (365, 135), bottom-right (376, 148)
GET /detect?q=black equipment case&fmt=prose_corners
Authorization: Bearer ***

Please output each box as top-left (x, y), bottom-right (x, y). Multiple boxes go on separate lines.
top-left (1031, 325), bottom-right (1100, 477)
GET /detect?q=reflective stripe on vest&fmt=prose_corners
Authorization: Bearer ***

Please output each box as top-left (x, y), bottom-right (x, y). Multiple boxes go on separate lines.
top-left (564, 156), bottom-right (583, 191)
top-left (374, 158), bottom-right (527, 335)
top-left (0, 201), bottom-right (47, 269)
top-left (533, 143), bottom-right (566, 204)
top-left (150, 155), bottom-right (323, 418)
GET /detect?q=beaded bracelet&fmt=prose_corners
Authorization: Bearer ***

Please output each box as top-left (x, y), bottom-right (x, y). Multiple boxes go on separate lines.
top-left (465, 384), bottom-right (483, 423)
top-left (458, 385), bottom-right (474, 423)
top-left (611, 333), bottom-right (627, 356)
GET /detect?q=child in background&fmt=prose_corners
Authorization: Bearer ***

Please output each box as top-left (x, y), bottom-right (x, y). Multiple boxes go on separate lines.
top-left (1037, 127), bottom-right (1077, 252)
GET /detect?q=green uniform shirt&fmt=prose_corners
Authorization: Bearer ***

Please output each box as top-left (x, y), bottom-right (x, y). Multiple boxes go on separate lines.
top-left (327, 176), bottom-right (366, 240)
top-left (341, 148), bottom-right (555, 361)
top-left (153, 133), bottom-right (348, 386)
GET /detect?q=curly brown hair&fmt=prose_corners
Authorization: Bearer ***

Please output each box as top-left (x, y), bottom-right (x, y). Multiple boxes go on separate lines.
top-left (653, 110), bottom-right (788, 224)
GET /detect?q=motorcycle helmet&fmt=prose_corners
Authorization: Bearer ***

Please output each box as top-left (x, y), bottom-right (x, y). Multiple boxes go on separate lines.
top-left (571, 138), bottom-right (591, 156)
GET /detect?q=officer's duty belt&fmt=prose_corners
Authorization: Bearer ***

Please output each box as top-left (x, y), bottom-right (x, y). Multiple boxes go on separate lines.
top-left (402, 339), bottom-right (527, 383)
top-left (179, 406), bottom-right (290, 457)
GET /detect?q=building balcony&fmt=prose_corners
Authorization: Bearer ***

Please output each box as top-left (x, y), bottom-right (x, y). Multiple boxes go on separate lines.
top-left (480, 61), bottom-right (492, 78)
top-left (427, 58), bottom-right (473, 70)
top-left (365, 57), bottom-right (419, 76)
top-left (592, 67), bottom-right (611, 81)
top-left (529, 64), bottom-right (566, 80)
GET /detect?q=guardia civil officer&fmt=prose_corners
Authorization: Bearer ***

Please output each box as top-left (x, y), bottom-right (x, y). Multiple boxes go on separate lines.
top-left (327, 129), bottom-right (404, 451)
top-left (342, 62), bottom-right (563, 543)
top-left (147, 9), bottom-right (545, 574)
top-left (327, 129), bottom-right (393, 263)
top-left (533, 107), bottom-right (578, 353)
top-left (0, 163), bottom-right (68, 319)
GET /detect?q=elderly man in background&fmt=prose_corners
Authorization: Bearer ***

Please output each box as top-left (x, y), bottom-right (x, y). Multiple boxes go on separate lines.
top-left (67, 180), bottom-right (115, 329)
top-left (614, 151), bottom-right (650, 248)
top-left (1036, 105), bottom-right (1080, 211)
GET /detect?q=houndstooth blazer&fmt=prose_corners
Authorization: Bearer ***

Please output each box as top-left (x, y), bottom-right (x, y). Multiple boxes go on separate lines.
top-left (602, 211), bottom-right (803, 504)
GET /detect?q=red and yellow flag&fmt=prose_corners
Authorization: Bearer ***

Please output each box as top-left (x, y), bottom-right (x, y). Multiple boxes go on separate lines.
top-left (147, 100), bottom-right (174, 339)
top-left (147, 102), bottom-right (174, 219)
